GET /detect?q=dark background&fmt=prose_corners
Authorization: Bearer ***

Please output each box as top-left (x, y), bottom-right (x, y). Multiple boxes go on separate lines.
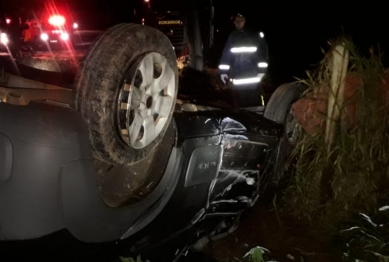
top-left (1, 0), bottom-right (387, 84)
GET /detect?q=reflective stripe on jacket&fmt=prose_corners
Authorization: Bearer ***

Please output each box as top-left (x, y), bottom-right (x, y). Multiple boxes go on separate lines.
top-left (219, 27), bottom-right (268, 84)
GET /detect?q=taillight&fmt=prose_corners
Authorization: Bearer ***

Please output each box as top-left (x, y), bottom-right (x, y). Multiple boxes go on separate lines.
top-left (73, 23), bottom-right (78, 29)
top-left (5, 18), bottom-right (11, 24)
top-left (48, 15), bottom-right (65, 26)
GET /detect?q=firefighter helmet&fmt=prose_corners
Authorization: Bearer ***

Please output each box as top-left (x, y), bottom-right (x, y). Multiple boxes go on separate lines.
top-left (231, 11), bottom-right (246, 19)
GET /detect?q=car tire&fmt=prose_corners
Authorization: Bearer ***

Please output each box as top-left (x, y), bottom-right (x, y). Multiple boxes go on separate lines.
top-left (263, 81), bottom-right (307, 177)
top-left (73, 23), bottom-right (178, 166)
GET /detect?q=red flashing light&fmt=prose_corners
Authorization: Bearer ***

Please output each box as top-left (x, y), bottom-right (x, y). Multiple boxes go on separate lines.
top-left (48, 15), bottom-right (65, 26)
top-left (60, 32), bottom-right (69, 40)
top-left (1, 33), bottom-right (9, 45)
top-left (40, 33), bottom-right (49, 41)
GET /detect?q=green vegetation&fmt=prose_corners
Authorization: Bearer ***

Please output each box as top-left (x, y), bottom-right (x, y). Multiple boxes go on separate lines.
top-left (283, 36), bottom-right (389, 242)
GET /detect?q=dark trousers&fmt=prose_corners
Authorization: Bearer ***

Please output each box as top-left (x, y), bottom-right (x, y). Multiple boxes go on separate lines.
top-left (230, 83), bottom-right (264, 109)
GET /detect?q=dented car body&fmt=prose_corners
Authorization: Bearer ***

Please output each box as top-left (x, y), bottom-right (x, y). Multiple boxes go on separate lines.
top-left (0, 101), bottom-right (282, 258)
top-left (0, 23), bottom-right (301, 261)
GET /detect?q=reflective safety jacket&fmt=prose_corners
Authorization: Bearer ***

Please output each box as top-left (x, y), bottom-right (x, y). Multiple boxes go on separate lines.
top-left (219, 27), bottom-right (268, 85)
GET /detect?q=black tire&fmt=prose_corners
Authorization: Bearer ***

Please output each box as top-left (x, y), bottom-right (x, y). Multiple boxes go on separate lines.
top-left (73, 23), bottom-right (178, 166)
top-left (264, 81), bottom-right (307, 125)
top-left (263, 81), bottom-right (307, 178)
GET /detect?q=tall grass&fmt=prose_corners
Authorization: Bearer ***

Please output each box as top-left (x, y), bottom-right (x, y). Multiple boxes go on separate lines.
top-left (284, 36), bottom-right (389, 233)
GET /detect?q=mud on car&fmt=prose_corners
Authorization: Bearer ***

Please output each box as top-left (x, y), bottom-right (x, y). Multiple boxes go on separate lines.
top-left (0, 23), bottom-right (305, 261)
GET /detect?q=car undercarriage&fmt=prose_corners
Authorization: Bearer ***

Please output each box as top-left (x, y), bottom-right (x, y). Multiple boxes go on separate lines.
top-left (0, 23), bottom-right (305, 261)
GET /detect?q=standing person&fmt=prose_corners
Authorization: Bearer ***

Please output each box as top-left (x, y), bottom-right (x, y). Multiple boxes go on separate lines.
top-left (218, 12), bottom-right (268, 108)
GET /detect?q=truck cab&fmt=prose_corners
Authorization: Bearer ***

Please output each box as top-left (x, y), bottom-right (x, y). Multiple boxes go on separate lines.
top-left (137, 0), bottom-right (214, 70)
top-left (144, 10), bottom-right (188, 57)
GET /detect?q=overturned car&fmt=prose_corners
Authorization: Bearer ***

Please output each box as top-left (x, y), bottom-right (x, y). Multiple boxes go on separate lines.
top-left (0, 24), bottom-right (305, 261)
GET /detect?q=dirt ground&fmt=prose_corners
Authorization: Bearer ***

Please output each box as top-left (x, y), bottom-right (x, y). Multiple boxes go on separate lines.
top-left (201, 200), bottom-right (337, 262)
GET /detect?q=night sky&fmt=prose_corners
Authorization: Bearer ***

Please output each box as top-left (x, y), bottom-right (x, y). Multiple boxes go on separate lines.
top-left (210, 1), bottom-right (387, 82)
top-left (1, 0), bottom-right (387, 85)
top-left (215, 1), bottom-right (389, 86)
